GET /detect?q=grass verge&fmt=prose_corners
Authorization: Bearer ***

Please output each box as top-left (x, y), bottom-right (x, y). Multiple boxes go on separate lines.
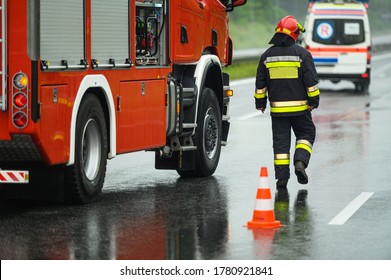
top-left (224, 59), bottom-right (259, 81)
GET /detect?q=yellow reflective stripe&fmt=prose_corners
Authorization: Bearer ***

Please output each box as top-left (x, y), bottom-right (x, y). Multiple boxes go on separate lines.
top-left (274, 153), bottom-right (290, 165)
top-left (308, 88), bottom-right (320, 98)
top-left (276, 28), bottom-right (292, 35)
top-left (254, 92), bottom-right (267, 99)
top-left (271, 100), bottom-right (307, 107)
top-left (254, 87), bottom-right (267, 98)
top-left (296, 139), bottom-right (312, 148)
top-left (296, 143), bottom-right (312, 154)
top-left (296, 139), bottom-right (312, 153)
top-left (271, 104), bottom-right (309, 113)
top-left (268, 67), bottom-right (298, 79)
top-left (274, 159), bottom-right (290, 165)
top-left (266, 61), bottom-right (300, 79)
top-left (266, 61), bottom-right (301, 68)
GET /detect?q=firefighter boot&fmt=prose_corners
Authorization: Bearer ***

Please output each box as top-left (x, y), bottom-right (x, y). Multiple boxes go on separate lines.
top-left (275, 179), bottom-right (289, 203)
top-left (295, 160), bottom-right (308, 184)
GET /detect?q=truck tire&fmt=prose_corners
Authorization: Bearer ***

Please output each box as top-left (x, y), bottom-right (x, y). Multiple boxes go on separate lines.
top-left (65, 94), bottom-right (108, 204)
top-left (178, 87), bottom-right (222, 177)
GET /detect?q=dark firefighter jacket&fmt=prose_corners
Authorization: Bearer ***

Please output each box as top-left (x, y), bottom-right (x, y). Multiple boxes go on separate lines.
top-left (255, 40), bottom-right (320, 117)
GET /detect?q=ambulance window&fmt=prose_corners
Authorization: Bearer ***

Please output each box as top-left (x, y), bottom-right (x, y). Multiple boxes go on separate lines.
top-left (343, 20), bottom-right (365, 45)
top-left (313, 20), bottom-right (335, 45)
top-left (313, 19), bottom-right (364, 45)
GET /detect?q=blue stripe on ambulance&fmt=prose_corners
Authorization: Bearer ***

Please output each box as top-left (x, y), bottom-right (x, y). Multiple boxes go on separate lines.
top-left (313, 57), bottom-right (338, 65)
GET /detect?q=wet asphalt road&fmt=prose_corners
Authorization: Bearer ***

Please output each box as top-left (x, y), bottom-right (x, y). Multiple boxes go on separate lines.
top-left (1, 52), bottom-right (391, 260)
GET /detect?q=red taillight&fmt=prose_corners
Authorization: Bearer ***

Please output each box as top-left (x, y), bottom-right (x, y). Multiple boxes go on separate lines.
top-left (13, 93), bottom-right (28, 108)
top-left (11, 72), bottom-right (29, 129)
top-left (13, 112), bottom-right (28, 128)
top-left (361, 73), bottom-right (369, 79)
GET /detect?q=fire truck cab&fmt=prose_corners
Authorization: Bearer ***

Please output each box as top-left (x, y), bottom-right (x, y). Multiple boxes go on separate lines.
top-left (0, 0), bottom-right (246, 203)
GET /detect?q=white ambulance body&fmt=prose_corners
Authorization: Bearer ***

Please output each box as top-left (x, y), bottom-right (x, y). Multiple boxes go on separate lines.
top-left (302, 0), bottom-right (371, 92)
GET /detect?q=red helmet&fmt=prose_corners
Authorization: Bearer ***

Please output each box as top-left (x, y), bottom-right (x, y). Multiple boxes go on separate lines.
top-left (274, 16), bottom-right (305, 41)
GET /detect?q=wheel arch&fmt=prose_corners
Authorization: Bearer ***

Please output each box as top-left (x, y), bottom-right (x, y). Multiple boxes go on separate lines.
top-left (194, 55), bottom-right (224, 127)
top-left (67, 75), bottom-right (116, 166)
top-left (201, 63), bottom-right (224, 112)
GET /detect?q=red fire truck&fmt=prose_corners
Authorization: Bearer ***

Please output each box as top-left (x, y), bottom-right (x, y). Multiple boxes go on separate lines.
top-left (0, 0), bottom-right (246, 203)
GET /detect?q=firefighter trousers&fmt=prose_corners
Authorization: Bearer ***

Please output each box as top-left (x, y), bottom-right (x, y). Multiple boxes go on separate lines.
top-left (271, 111), bottom-right (316, 180)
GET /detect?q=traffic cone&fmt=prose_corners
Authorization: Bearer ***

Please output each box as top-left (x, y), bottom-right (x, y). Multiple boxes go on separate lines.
top-left (247, 167), bottom-right (282, 228)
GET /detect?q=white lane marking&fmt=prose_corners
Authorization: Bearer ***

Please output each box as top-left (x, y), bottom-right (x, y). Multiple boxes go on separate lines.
top-left (328, 192), bottom-right (374, 225)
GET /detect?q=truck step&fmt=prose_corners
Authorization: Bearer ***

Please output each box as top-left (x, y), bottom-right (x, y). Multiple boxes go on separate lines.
top-left (182, 87), bottom-right (195, 107)
top-left (182, 123), bottom-right (197, 129)
top-left (180, 146), bottom-right (197, 152)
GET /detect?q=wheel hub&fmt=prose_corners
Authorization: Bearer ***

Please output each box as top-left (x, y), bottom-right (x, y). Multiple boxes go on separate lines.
top-left (82, 119), bottom-right (101, 181)
top-left (204, 108), bottom-right (218, 159)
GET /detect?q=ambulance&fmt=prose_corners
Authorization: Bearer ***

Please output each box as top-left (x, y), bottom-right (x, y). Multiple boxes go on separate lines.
top-left (302, 0), bottom-right (371, 93)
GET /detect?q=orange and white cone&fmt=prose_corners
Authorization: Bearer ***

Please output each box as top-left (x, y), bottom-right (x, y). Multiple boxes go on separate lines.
top-left (247, 167), bottom-right (282, 228)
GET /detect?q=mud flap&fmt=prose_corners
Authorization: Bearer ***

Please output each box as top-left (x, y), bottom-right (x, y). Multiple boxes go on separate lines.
top-left (155, 150), bottom-right (196, 170)
top-left (222, 120), bottom-right (230, 143)
top-left (0, 164), bottom-right (65, 202)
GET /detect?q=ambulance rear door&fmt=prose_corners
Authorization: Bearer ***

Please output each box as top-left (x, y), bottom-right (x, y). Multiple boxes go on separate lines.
top-left (311, 17), bottom-right (369, 76)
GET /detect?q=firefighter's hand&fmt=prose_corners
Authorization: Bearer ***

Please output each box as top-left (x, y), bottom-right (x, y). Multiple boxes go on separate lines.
top-left (255, 98), bottom-right (266, 112)
top-left (308, 105), bottom-right (316, 111)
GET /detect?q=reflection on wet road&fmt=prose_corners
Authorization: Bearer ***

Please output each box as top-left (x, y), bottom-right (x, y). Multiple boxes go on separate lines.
top-left (0, 177), bottom-right (229, 260)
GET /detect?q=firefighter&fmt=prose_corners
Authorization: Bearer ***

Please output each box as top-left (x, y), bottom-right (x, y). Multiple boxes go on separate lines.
top-left (254, 15), bottom-right (320, 192)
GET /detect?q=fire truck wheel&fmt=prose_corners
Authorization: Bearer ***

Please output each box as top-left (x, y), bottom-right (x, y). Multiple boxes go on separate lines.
top-left (178, 87), bottom-right (222, 177)
top-left (65, 94), bottom-right (108, 204)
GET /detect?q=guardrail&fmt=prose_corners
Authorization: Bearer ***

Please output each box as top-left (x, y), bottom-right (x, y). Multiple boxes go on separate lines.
top-left (371, 35), bottom-right (391, 53)
top-left (233, 35), bottom-right (391, 62)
